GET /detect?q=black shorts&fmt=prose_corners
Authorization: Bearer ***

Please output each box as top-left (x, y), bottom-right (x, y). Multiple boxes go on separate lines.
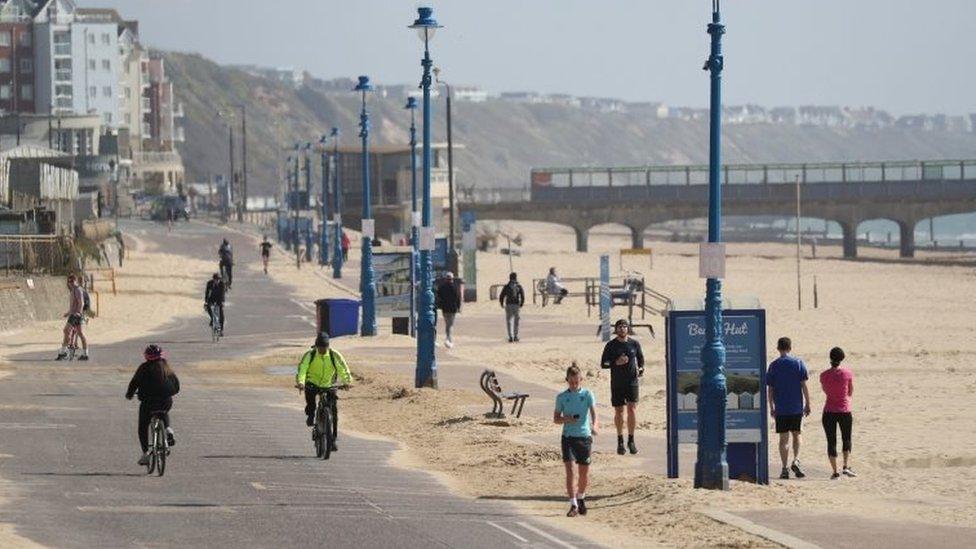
top-left (67, 314), bottom-right (83, 327)
top-left (611, 383), bottom-right (639, 407)
top-left (775, 414), bottom-right (803, 433)
top-left (561, 436), bottom-right (592, 465)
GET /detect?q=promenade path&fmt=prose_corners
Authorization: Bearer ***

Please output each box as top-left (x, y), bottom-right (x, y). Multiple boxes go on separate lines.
top-left (0, 220), bottom-right (594, 549)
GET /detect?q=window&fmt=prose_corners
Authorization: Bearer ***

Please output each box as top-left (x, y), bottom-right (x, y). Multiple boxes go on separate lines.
top-left (124, 87), bottom-right (131, 99)
top-left (20, 59), bottom-right (32, 73)
top-left (103, 112), bottom-right (112, 124)
top-left (0, 85), bottom-right (10, 100)
top-left (101, 33), bottom-right (110, 45)
top-left (88, 59), bottom-right (95, 70)
top-left (89, 86), bottom-right (97, 98)
top-left (20, 84), bottom-right (32, 100)
top-left (103, 86), bottom-right (112, 97)
top-left (124, 113), bottom-right (131, 125)
top-left (18, 32), bottom-right (31, 47)
top-left (0, 32), bottom-right (10, 47)
top-left (0, 58), bottom-right (10, 73)
top-left (88, 34), bottom-right (95, 44)
top-left (102, 59), bottom-right (111, 71)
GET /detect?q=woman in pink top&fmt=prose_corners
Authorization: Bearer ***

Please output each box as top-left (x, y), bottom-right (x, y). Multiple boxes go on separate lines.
top-left (820, 347), bottom-right (855, 479)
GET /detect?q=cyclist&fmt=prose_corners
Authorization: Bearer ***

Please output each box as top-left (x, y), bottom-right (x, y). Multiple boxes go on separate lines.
top-left (56, 274), bottom-right (89, 361)
top-left (125, 344), bottom-right (180, 466)
top-left (218, 238), bottom-right (234, 288)
top-left (295, 333), bottom-right (352, 451)
top-left (259, 236), bottom-right (273, 274)
top-left (205, 273), bottom-right (226, 334)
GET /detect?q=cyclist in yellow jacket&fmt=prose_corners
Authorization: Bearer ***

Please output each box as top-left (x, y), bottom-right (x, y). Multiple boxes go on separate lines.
top-left (296, 333), bottom-right (352, 428)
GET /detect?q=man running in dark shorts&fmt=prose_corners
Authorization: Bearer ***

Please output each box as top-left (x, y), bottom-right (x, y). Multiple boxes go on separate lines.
top-left (766, 336), bottom-right (811, 479)
top-left (600, 318), bottom-right (644, 455)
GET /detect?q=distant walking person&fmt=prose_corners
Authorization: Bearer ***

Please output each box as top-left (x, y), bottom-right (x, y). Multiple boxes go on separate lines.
top-left (56, 274), bottom-right (89, 361)
top-left (546, 267), bottom-right (568, 304)
top-left (340, 231), bottom-right (350, 261)
top-left (218, 239), bottom-right (234, 288)
top-left (600, 319), bottom-right (644, 455)
top-left (767, 337), bottom-right (811, 479)
top-left (498, 272), bottom-right (525, 343)
top-left (820, 347), bottom-right (856, 479)
top-left (436, 272), bottom-right (462, 348)
top-left (259, 236), bottom-right (273, 275)
top-left (554, 363), bottom-right (597, 517)
top-left (115, 231), bottom-right (125, 268)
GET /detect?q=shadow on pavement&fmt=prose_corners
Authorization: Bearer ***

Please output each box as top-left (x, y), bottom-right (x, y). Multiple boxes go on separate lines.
top-left (200, 454), bottom-right (317, 460)
top-left (26, 472), bottom-right (144, 478)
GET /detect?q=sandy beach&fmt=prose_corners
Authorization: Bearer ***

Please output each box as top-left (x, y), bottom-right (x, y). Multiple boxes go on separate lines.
top-left (240, 220), bottom-right (976, 545)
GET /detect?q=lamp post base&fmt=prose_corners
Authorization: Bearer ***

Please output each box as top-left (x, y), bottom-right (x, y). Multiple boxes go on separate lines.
top-left (694, 457), bottom-right (729, 490)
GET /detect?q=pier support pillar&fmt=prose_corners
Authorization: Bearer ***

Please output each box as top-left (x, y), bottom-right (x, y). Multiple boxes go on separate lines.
top-left (898, 220), bottom-right (916, 258)
top-left (629, 226), bottom-right (645, 249)
top-left (840, 221), bottom-right (858, 259)
top-left (574, 226), bottom-right (589, 253)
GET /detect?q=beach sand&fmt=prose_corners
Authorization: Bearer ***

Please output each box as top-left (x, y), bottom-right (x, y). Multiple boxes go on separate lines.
top-left (245, 220), bottom-right (976, 545)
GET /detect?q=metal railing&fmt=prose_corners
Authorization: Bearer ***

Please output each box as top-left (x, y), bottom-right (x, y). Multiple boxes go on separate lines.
top-left (133, 151), bottom-right (182, 165)
top-left (55, 70), bottom-right (72, 82)
top-left (0, 235), bottom-right (75, 275)
top-left (530, 159), bottom-right (976, 188)
top-left (459, 187), bottom-right (530, 204)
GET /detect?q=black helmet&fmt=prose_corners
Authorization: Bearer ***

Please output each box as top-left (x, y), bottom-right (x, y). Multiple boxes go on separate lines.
top-left (314, 333), bottom-right (330, 348)
top-left (212, 273), bottom-right (220, 280)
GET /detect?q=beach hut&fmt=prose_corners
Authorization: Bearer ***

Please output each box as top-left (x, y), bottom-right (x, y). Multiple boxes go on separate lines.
top-left (727, 392), bottom-right (740, 410)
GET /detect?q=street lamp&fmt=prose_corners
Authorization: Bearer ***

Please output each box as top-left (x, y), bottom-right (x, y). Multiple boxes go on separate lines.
top-left (293, 142), bottom-right (302, 269)
top-left (695, 0), bottom-right (729, 491)
top-left (355, 76), bottom-right (377, 337)
top-left (433, 67), bottom-right (458, 277)
top-left (404, 96), bottom-right (419, 337)
top-left (239, 104), bottom-right (248, 218)
top-left (331, 127), bottom-right (344, 279)
top-left (216, 110), bottom-right (236, 222)
top-left (319, 133), bottom-right (332, 266)
top-left (410, 6), bottom-right (441, 388)
top-left (303, 142), bottom-right (314, 263)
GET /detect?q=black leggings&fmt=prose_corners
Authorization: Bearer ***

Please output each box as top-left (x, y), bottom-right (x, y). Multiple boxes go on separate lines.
top-left (139, 399), bottom-right (172, 452)
top-left (822, 411), bottom-right (853, 457)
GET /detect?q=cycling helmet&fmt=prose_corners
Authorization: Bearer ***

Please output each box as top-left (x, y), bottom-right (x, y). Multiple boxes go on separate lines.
top-left (314, 333), bottom-right (330, 348)
top-left (144, 344), bottom-right (165, 362)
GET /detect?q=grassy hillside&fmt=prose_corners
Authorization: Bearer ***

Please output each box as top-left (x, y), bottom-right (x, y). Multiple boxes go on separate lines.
top-left (165, 51), bottom-right (976, 197)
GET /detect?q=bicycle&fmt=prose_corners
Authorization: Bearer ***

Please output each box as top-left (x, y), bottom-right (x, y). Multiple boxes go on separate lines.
top-left (145, 412), bottom-right (169, 476)
top-left (207, 304), bottom-right (223, 343)
top-left (309, 385), bottom-right (347, 460)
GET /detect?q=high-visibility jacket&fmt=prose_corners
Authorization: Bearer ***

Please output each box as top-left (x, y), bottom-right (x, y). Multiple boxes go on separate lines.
top-left (296, 348), bottom-right (352, 388)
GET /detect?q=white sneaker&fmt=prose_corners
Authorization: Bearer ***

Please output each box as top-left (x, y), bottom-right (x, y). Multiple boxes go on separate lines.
top-left (445, 340), bottom-right (454, 349)
top-left (137, 453), bottom-right (150, 466)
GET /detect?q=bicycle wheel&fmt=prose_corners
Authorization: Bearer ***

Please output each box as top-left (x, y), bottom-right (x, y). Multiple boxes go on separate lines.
top-left (146, 421), bottom-right (157, 474)
top-left (322, 405), bottom-right (333, 460)
top-left (155, 423), bottom-right (166, 477)
top-left (314, 407), bottom-right (325, 458)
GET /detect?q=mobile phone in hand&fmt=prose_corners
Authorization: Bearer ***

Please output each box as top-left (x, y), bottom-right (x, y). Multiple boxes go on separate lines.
top-left (573, 414), bottom-right (580, 419)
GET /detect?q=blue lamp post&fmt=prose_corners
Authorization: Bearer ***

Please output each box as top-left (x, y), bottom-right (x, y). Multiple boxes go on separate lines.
top-left (355, 76), bottom-right (377, 337)
top-left (404, 96), bottom-right (419, 337)
top-left (319, 133), bottom-right (331, 266)
top-left (331, 127), bottom-right (343, 279)
top-left (410, 6), bottom-right (441, 388)
top-left (695, 0), bottom-right (729, 491)
top-left (292, 144), bottom-right (302, 269)
top-left (303, 142), bottom-right (314, 263)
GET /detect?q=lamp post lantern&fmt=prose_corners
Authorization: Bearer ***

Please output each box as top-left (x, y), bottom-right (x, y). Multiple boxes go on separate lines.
top-left (331, 127), bottom-right (344, 279)
top-left (355, 76), bottom-right (377, 337)
top-left (695, 0), bottom-right (729, 491)
top-left (405, 96), bottom-right (419, 337)
top-left (410, 6), bottom-right (441, 388)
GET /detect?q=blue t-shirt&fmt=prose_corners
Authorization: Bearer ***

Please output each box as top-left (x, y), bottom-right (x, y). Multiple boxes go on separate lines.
top-left (766, 355), bottom-right (808, 416)
top-left (555, 388), bottom-right (595, 438)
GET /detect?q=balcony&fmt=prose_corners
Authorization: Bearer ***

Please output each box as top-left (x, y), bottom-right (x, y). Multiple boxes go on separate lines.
top-left (174, 127), bottom-right (185, 142)
top-left (141, 97), bottom-right (151, 113)
top-left (55, 70), bottom-right (72, 82)
top-left (54, 97), bottom-right (72, 108)
top-left (53, 43), bottom-right (71, 56)
top-left (133, 150), bottom-right (182, 167)
top-left (173, 102), bottom-right (185, 118)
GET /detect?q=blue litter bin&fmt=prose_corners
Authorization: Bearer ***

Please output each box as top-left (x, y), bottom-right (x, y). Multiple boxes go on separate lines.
top-left (316, 298), bottom-right (360, 338)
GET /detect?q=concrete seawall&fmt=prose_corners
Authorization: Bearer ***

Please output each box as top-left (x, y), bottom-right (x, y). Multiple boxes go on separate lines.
top-left (0, 276), bottom-right (66, 332)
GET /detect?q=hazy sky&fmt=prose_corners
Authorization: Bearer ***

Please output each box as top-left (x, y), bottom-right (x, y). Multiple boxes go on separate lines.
top-left (90, 0), bottom-right (976, 115)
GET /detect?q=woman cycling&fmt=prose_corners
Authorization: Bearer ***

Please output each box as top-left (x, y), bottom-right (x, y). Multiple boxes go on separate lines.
top-left (125, 345), bottom-right (181, 466)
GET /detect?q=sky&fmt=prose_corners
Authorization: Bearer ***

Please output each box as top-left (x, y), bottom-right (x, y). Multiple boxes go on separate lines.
top-left (89, 0), bottom-right (976, 116)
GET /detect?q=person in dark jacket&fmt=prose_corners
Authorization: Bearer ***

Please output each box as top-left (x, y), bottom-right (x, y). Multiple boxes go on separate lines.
top-left (436, 272), bottom-right (462, 348)
top-left (218, 239), bottom-right (233, 288)
top-left (498, 272), bottom-right (525, 343)
top-left (600, 319), bottom-right (644, 455)
top-left (205, 273), bottom-right (226, 332)
top-left (125, 344), bottom-right (180, 466)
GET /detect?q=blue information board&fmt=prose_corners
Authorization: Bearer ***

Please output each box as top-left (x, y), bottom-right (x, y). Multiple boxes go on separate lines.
top-left (666, 309), bottom-right (768, 484)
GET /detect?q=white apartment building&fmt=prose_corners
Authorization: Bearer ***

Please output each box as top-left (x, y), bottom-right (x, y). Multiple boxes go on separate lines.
top-left (33, 0), bottom-right (120, 131)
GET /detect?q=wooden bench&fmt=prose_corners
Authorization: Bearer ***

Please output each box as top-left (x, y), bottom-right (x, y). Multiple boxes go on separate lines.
top-left (479, 369), bottom-right (529, 419)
